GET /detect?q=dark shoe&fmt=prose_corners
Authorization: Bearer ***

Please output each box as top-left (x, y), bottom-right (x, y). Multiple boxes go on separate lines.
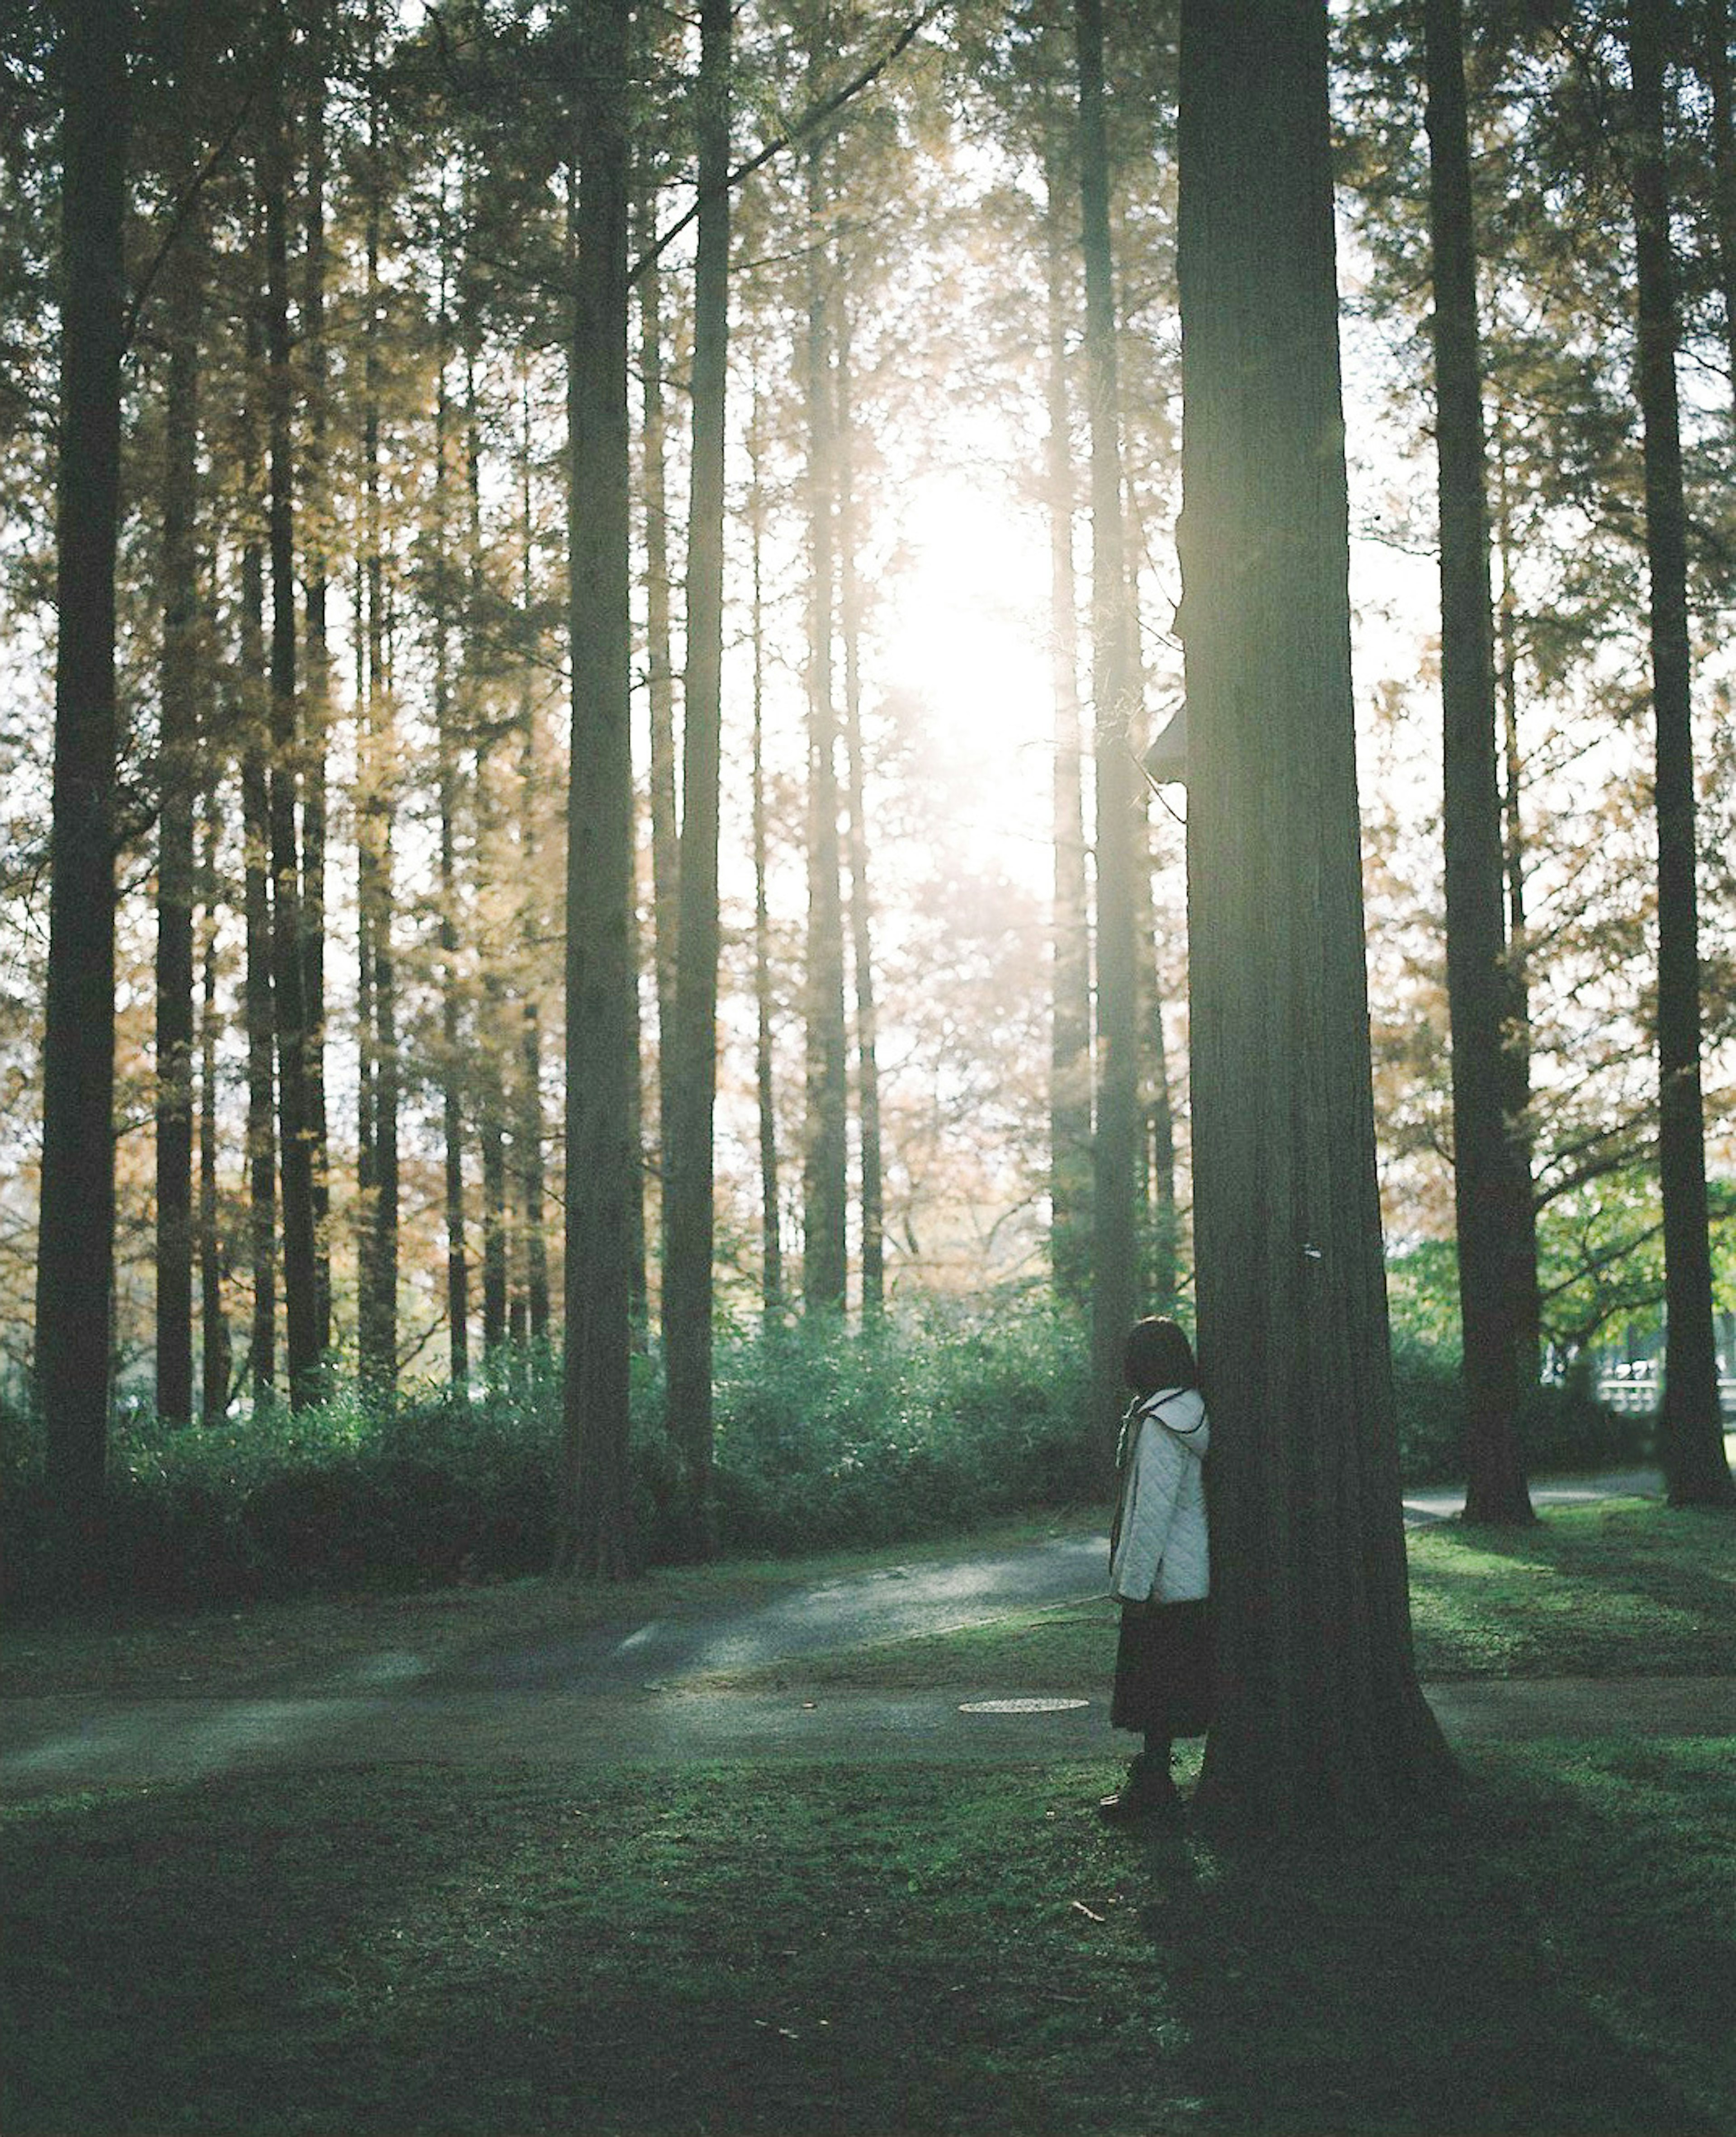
top-left (1096, 1767), bottom-right (1182, 1825)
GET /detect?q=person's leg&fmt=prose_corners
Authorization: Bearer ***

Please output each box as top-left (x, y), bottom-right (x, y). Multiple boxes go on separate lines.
top-left (1099, 1731), bottom-right (1180, 1821)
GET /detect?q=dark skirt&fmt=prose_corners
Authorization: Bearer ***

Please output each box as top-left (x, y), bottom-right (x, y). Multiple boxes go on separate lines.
top-left (1110, 1597), bottom-right (1213, 1738)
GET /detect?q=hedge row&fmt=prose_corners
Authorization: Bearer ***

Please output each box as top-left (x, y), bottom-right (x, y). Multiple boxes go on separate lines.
top-left (1, 1311), bottom-right (1650, 1608)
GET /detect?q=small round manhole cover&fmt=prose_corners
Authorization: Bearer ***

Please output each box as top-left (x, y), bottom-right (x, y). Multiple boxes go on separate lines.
top-left (958, 1697), bottom-right (1090, 1715)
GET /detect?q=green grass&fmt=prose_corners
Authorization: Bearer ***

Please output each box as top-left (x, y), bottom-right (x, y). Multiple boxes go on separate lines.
top-left (4, 1744), bottom-right (1734, 2136)
top-left (698, 1500), bottom-right (1736, 1693)
top-left (0, 1514), bottom-right (1082, 1699)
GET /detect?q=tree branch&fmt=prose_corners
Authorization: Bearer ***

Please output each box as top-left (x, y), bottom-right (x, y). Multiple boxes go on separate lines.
top-left (631, 0), bottom-right (950, 286)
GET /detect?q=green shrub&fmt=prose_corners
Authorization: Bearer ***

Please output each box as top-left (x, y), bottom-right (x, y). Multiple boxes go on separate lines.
top-left (0, 1306), bottom-right (1656, 1609)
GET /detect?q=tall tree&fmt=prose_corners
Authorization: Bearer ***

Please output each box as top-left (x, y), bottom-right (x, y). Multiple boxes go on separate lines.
top-left (802, 122), bottom-right (850, 1315)
top-left (1423, 0), bottom-right (1535, 1524)
top-left (1624, 0), bottom-right (1736, 1506)
top-left (196, 794), bottom-right (231, 1426)
top-left (1177, 0), bottom-right (1458, 1824)
top-left (1042, 113), bottom-right (1093, 1309)
top-left (559, 0), bottom-right (637, 1578)
top-left (261, 0), bottom-right (321, 1410)
top-left (837, 294), bottom-right (885, 1316)
top-left (153, 192), bottom-right (203, 1428)
top-left (301, 9), bottom-right (333, 1361)
top-left (748, 383), bottom-right (783, 1319)
top-left (664, 0), bottom-right (732, 1530)
top-left (37, 0), bottom-right (129, 1561)
top-left (1075, 0), bottom-right (1142, 1437)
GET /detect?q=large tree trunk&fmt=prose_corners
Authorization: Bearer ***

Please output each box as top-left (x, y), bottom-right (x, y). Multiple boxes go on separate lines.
top-left (801, 131), bottom-right (849, 1316)
top-left (1423, 0), bottom-right (1535, 1524)
top-left (38, 0), bottom-right (128, 1559)
top-left (1042, 117), bottom-right (1093, 1310)
top-left (664, 0), bottom-right (732, 1532)
top-left (749, 388), bottom-right (783, 1320)
top-left (837, 297), bottom-right (884, 1318)
top-left (1075, 0), bottom-right (1142, 1441)
top-left (559, 0), bottom-right (637, 1579)
top-left (154, 198), bottom-right (202, 1429)
top-left (1625, 0), bottom-right (1736, 1506)
top-left (262, 13), bottom-right (320, 1411)
top-left (1177, 0), bottom-right (1458, 1826)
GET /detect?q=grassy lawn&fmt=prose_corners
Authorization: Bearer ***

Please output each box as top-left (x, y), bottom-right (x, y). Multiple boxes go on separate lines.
top-left (698, 1501), bottom-right (1736, 1693)
top-left (4, 1742), bottom-right (1734, 2137)
top-left (0, 1514), bottom-right (1083, 1700)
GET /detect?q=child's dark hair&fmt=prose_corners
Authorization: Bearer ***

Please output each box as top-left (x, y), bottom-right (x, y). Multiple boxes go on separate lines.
top-left (1123, 1315), bottom-right (1200, 1396)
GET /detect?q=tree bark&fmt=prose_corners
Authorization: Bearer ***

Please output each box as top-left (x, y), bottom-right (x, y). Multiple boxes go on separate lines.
top-left (1135, 798), bottom-right (1179, 1308)
top-left (1177, 0), bottom-right (1459, 1826)
top-left (749, 387), bottom-right (783, 1320)
top-left (1491, 419), bottom-right (1544, 1394)
top-left (664, 0), bottom-right (732, 1529)
top-left (1423, 0), bottom-right (1535, 1524)
top-left (154, 196), bottom-right (202, 1429)
top-left (559, 0), bottom-right (637, 1578)
top-left (636, 189), bottom-right (680, 1241)
top-left (802, 128), bottom-right (849, 1316)
top-left (1042, 115), bottom-right (1093, 1310)
top-left (356, 37), bottom-right (399, 1395)
top-left (434, 238), bottom-right (470, 1393)
top-left (1075, 0), bottom-right (1142, 1440)
top-left (240, 300), bottom-right (276, 1401)
top-left (197, 793), bottom-right (231, 1426)
top-left (517, 370), bottom-right (551, 1349)
top-left (1625, 0), bottom-right (1736, 1505)
top-left (262, 10), bottom-right (320, 1411)
top-left (837, 297), bottom-right (884, 1317)
top-left (300, 8), bottom-right (332, 1360)
top-left (38, 0), bottom-right (128, 1557)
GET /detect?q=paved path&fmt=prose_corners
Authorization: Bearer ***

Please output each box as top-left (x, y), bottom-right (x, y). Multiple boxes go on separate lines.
top-left (3, 1467), bottom-right (1724, 1797)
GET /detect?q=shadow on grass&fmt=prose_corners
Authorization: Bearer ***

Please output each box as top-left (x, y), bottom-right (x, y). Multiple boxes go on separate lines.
top-left (4, 1743), bottom-right (1734, 2136)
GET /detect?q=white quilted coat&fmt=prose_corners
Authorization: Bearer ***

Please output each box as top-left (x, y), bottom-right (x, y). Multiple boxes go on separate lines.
top-left (1109, 1387), bottom-right (1210, 1604)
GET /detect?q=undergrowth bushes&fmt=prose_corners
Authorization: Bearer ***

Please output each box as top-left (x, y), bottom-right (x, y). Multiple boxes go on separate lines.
top-left (1, 1305), bottom-right (1647, 1608)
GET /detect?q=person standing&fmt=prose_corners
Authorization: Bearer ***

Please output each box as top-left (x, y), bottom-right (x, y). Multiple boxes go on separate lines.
top-left (1099, 1315), bottom-right (1212, 1822)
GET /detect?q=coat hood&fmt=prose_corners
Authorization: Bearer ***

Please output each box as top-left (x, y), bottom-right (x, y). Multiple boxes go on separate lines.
top-left (1138, 1384), bottom-right (1208, 1454)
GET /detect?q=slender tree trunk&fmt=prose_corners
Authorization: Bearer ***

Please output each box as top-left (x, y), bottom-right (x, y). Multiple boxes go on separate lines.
top-left (1042, 117), bottom-right (1093, 1309)
top-left (749, 388), bottom-right (783, 1320)
top-left (1075, 0), bottom-right (1142, 1440)
top-left (519, 369), bottom-right (551, 1348)
top-left (197, 794), bottom-right (231, 1426)
top-left (301, 14), bottom-right (332, 1359)
top-left (637, 190), bottom-right (680, 1229)
top-left (154, 200), bottom-right (202, 1428)
top-left (559, 0), bottom-right (637, 1578)
top-left (802, 131), bottom-right (850, 1316)
top-left (1423, 0), bottom-right (1535, 1524)
top-left (262, 13), bottom-right (320, 1410)
top-left (38, 0), bottom-right (128, 1557)
top-left (665, 0), bottom-right (732, 1528)
top-left (240, 313), bottom-right (277, 1401)
top-left (434, 245), bottom-right (470, 1393)
top-left (836, 297), bottom-right (885, 1317)
top-left (1625, 0), bottom-right (1735, 1505)
top-left (1492, 415), bottom-right (1543, 1394)
top-left (1177, 0), bottom-right (1458, 1826)
top-left (356, 44), bottom-right (398, 1394)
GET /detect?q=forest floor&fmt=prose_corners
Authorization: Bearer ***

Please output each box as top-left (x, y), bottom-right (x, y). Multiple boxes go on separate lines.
top-left (4, 1485), bottom-right (1734, 2135)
